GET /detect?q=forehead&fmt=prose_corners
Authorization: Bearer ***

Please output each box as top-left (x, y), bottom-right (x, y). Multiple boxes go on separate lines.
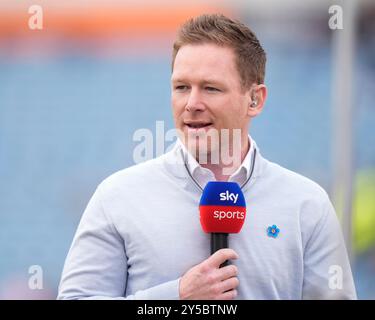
top-left (171, 43), bottom-right (241, 85)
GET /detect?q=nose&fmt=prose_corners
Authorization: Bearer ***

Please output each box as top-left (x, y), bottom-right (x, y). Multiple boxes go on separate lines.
top-left (186, 88), bottom-right (205, 113)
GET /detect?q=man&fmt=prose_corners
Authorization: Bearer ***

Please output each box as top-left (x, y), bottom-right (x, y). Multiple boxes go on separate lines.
top-left (58, 14), bottom-right (356, 299)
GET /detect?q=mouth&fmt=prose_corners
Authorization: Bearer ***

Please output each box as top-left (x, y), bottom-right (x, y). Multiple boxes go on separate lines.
top-left (184, 122), bottom-right (213, 129)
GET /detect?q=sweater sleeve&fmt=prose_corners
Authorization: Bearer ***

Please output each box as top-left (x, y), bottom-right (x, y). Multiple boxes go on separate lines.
top-left (57, 186), bottom-right (181, 300)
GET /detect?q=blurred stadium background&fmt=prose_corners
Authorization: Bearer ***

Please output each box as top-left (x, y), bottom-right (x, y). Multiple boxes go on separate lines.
top-left (0, 0), bottom-right (374, 299)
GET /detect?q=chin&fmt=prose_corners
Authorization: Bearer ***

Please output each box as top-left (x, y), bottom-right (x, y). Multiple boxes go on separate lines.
top-left (185, 134), bottom-right (220, 165)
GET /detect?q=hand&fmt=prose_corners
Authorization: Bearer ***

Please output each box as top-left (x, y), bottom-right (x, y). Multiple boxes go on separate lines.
top-left (179, 248), bottom-right (239, 300)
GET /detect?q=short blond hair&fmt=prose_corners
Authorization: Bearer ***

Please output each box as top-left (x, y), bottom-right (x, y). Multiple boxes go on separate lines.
top-left (172, 14), bottom-right (266, 88)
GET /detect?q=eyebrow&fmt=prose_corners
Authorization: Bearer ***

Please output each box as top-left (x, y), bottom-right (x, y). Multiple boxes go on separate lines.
top-left (171, 78), bottom-right (224, 86)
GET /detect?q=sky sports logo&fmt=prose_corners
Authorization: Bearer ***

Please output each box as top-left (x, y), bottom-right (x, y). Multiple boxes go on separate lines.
top-left (200, 183), bottom-right (246, 233)
top-left (216, 190), bottom-right (244, 220)
top-left (219, 191), bottom-right (239, 204)
top-left (213, 210), bottom-right (245, 220)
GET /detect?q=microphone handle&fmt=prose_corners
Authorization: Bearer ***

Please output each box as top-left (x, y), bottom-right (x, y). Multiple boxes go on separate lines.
top-left (211, 233), bottom-right (229, 268)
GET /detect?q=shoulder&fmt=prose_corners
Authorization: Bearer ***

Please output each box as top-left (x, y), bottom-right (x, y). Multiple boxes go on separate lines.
top-left (261, 157), bottom-right (330, 204)
top-left (94, 149), bottom-right (179, 202)
top-left (101, 156), bottom-right (164, 189)
top-left (258, 155), bottom-right (334, 225)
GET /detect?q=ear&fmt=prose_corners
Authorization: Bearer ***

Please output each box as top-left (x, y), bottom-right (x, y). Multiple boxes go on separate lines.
top-left (247, 84), bottom-right (267, 118)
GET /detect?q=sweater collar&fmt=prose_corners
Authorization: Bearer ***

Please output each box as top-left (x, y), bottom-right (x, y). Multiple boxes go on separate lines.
top-left (162, 135), bottom-right (266, 192)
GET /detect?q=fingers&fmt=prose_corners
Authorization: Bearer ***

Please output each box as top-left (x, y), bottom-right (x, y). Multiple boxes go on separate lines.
top-left (179, 249), bottom-right (240, 300)
top-left (217, 289), bottom-right (238, 300)
top-left (206, 249), bottom-right (239, 269)
top-left (220, 277), bottom-right (239, 293)
top-left (217, 264), bottom-right (238, 281)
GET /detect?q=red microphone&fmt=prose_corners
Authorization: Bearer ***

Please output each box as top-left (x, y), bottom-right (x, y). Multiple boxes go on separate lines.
top-left (199, 181), bottom-right (247, 266)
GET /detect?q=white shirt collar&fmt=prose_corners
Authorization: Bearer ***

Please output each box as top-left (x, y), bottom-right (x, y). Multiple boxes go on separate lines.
top-left (177, 135), bottom-right (254, 188)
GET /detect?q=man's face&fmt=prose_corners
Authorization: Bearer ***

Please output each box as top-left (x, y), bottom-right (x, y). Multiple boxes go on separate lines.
top-left (171, 43), bottom-right (251, 161)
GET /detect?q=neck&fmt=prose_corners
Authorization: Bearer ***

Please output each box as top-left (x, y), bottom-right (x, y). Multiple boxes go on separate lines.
top-left (201, 136), bottom-right (250, 182)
